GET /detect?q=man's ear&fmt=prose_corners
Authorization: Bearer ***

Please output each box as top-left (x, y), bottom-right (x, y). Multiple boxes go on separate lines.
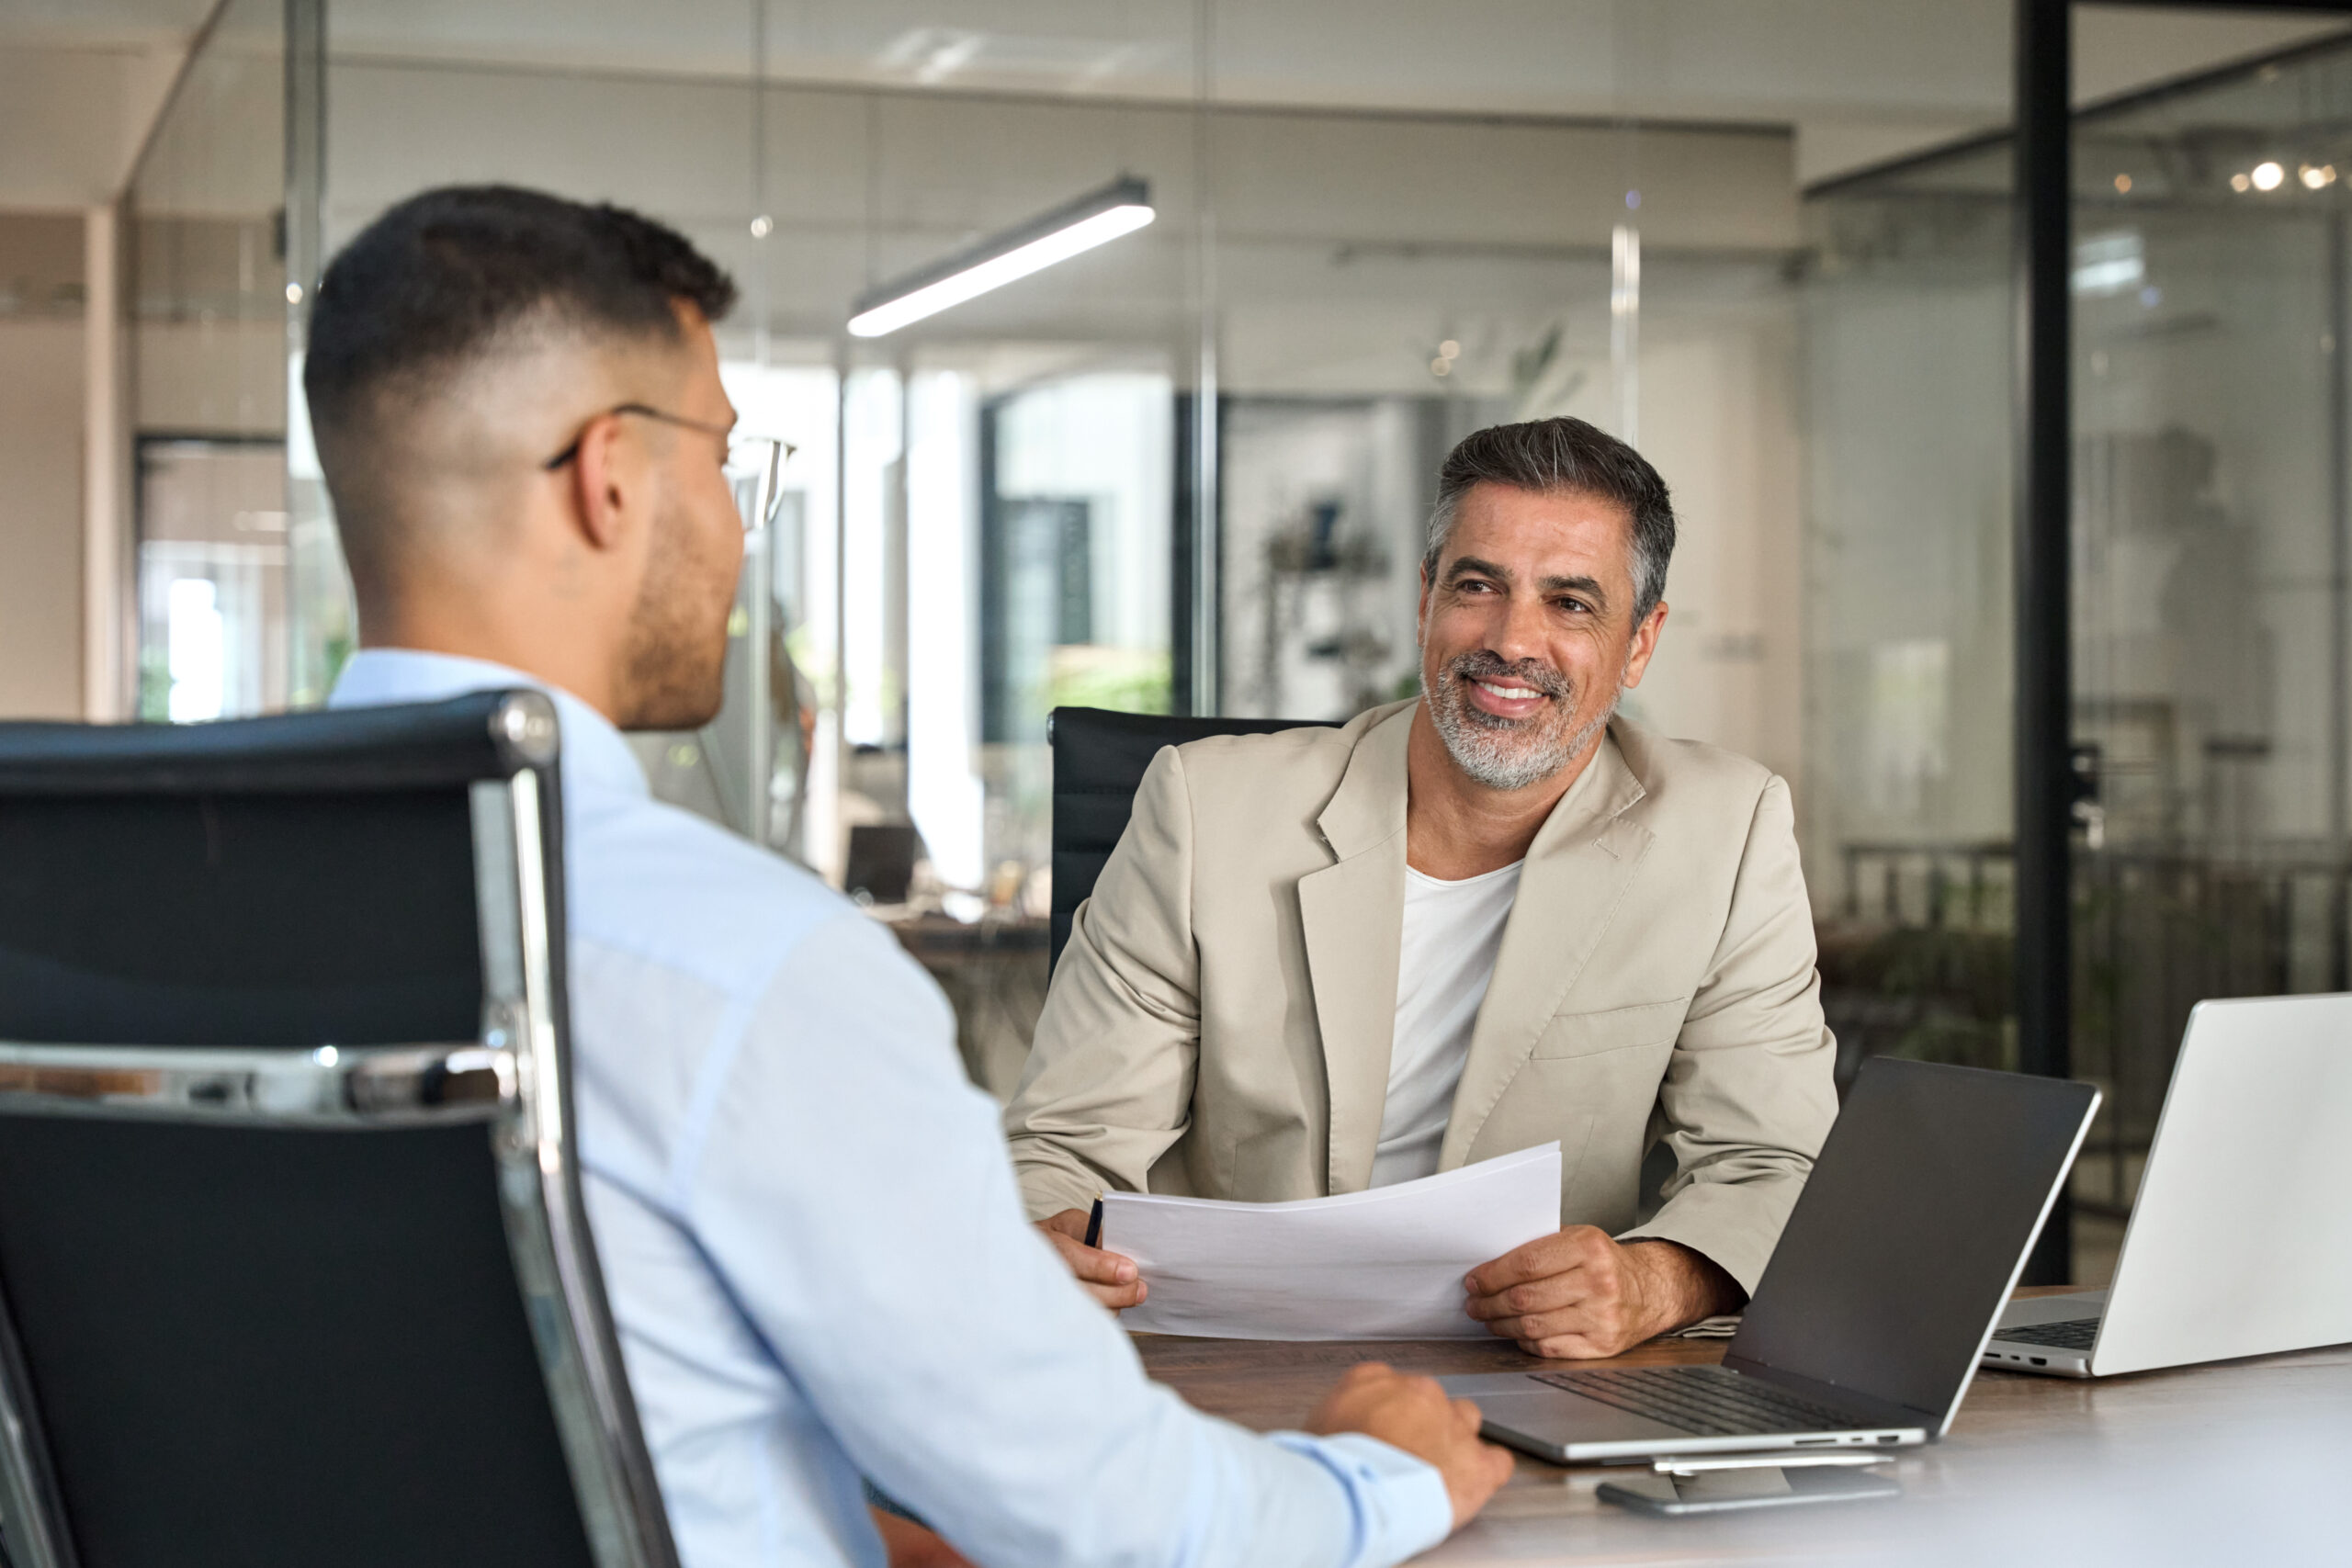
top-left (1416, 560), bottom-right (1432, 646)
top-left (566, 411), bottom-right (634, 554)
top-left (1620, 601), bottom-right (1668, 689)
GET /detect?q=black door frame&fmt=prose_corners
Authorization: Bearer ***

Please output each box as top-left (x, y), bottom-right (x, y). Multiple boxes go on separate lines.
top-left (2014, 0), bottom-right (2352, 1281)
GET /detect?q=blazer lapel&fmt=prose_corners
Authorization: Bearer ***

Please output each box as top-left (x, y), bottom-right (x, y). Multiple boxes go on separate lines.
top-left (1297, 705), bottom-right (1413, 1195)
top-left (1440, 727), bottom-right (1654, 1168)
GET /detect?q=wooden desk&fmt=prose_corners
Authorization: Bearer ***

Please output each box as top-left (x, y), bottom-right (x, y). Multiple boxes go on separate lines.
top-left (1136, 1300), bottom-right (2352, 1564)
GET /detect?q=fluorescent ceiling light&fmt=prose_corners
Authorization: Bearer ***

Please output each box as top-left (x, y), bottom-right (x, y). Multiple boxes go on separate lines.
top-left (848, 176), bottom-right (1154, 338)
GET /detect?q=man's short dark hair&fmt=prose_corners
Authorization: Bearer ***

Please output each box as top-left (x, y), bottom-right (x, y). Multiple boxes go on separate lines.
top-left (1423, 417), bottom-right (1677, 622)
top-left (303, 184), bottom-right (737, 457)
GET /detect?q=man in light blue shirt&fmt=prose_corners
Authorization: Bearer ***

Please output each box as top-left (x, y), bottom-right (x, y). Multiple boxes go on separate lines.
top-left (305, 186), bottom-right (1510, 1568)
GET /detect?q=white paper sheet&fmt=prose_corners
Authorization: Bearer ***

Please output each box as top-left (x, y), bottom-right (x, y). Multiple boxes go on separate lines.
top-left (1101, 1143), bottom-right (1562, 1340)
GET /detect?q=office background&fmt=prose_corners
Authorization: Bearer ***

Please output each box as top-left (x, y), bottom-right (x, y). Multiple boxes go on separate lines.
top-left (6, 0), bottom-right (2351, 1285)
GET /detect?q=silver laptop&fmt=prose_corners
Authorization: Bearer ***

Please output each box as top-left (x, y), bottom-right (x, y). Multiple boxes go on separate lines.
top-left (1443, 1058), bottom-right (2098, 1463)
top-left (1984, 993), bottom-right (2352, 1379)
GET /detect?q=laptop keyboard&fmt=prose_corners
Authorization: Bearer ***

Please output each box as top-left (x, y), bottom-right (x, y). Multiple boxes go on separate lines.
top-left (1531, 1364), bottom-right (1864, 1438)
top-left (1996, 1317), bottom-right (2101, 1349)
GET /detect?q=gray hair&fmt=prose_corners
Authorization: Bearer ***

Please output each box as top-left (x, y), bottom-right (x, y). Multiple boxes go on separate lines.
top-left (1421, 417), bottom-right (1677, 622)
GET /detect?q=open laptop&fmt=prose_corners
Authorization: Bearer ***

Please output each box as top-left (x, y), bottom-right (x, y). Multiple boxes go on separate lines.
top-left (1442, 1057), bottom-right (2098, 1463)
top-left (1984, 992), bottom-right (2352, 1379)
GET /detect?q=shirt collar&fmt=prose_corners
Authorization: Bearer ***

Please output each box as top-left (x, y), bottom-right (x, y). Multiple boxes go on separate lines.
top-left (328, 648), bottom-right (650, 802)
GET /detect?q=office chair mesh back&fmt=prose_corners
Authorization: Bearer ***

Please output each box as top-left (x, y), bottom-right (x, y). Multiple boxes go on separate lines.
top-left (0, 694), bottom-right (674, 1568)
top-left (1047, 706), bottom-right (1340, 971)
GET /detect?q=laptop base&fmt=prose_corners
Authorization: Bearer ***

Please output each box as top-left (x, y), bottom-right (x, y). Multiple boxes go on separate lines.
top-left (1440, 1371), bottom-right (1926, 1465)
top-left (1982, 1289), bottom-right (2104, 1378)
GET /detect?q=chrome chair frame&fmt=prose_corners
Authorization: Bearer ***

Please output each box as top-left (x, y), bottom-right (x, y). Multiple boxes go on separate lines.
top-left (0, 692), bottom-right (676, 1568)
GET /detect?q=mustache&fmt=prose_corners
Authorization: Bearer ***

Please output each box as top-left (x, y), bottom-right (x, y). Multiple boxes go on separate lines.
top-left (1443, 650), bottom-right (1571, 701)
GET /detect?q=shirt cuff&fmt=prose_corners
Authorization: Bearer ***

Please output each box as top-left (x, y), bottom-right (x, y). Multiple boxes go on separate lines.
top-left (1265, 1429), bottom-right (1454, 1568)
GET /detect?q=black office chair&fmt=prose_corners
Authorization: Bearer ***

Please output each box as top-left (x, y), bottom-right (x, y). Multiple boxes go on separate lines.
top-left (1046, 706), bottom-right (1341, 971)
top-left (0, 693), bottom-right (676, 1568)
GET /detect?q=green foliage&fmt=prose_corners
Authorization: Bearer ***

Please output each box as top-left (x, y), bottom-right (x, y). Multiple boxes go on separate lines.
top-left (1045, 649), bottom-right (1170, 716)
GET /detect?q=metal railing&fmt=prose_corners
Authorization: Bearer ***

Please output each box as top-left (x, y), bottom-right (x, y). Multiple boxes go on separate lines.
top-left (1824, 838), bottom-right (2352, 1214)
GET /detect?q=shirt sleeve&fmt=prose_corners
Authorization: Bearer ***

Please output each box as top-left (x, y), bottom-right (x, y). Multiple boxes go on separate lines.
top-left (676, 909), bottom-right (1453, 1568)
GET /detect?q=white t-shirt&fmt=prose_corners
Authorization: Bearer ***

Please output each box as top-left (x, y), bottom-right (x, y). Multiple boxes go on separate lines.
top-left (1370, 858), bottom-right (1525, 1187)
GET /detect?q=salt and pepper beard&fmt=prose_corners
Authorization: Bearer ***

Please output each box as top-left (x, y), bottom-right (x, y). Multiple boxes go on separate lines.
top-left (1426, 648), bottom-right (1619, 792)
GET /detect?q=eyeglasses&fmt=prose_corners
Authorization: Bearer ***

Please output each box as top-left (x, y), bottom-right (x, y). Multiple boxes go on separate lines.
top-left (542, 401), bottom-right (797, 532)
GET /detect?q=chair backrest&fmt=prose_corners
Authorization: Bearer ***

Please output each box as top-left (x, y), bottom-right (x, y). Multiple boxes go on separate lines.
top-left (0, 694), bottom-right (677, 1568)
top-left (1047, 706), bottom-right (1341, 970)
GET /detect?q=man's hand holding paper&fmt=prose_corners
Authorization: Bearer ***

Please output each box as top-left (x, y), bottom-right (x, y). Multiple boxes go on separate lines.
top-left (1065, 1141), bottom-right (1738, 1348)
top-left (1094, 1145), bottom-right (1564, 1340)
top-left (1463, 1229), bottom-right (1741, 1359)
top-left (1006, 422), bottom-right (1839, 1359)
top-left (1036, 1208), bottom-right (1146, 1311)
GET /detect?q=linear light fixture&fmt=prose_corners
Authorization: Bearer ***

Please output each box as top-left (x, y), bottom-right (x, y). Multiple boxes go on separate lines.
top-left (847, 175), bottom-right (1154, 338)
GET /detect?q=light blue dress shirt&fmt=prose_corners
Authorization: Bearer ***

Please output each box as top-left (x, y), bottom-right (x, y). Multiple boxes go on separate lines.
top-left (331, 649), bottom-right (1453, 1568)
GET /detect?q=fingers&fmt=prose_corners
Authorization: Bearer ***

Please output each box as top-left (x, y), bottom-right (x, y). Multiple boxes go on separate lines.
top-left (1442, 1409), bottom-right (1519, 1528)
top-left (1463, 1224), bottom-right (1610, 1297)
top-left (1463, 1269), bottom-right (1600, 1324)
top-left (1516, 1330), bottom-right (1620, 1360)
top-left (1051, 1245), bottom-right (1144, 1309)
top-left (1302, 1361), bottom-right (1406, 1435)
top-left (1464, 1228), bottom-right (1634, 1356)
top-left (1477, 1300), bottom-right (1636, 1359)
top-left (870, 1510), bottom-right (977, 1568)
top-left (1084, 1278), bottom-right (1148, 1310)
top-left (1041, 1227), bottom-right (1139, 1286)
top-left (1480, 1438), bottom-right (1517, 1491)
top-left (1036, 1218), bottom-right (1148, 1309)
top-left (1301, 1367), bottom-right (1517, 1531)
top-left (1470, 1236), bottom-right (1690, 1357)
top-left (1495, 1324), bottom-right (1620, 1359)
top-left (1473, 1293), bottom-right (1639, 1359)
top-left (1444, 1443), bottom-right (1516, 1529)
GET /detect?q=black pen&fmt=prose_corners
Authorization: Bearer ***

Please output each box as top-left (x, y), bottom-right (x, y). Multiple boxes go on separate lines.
top-left (1083, 1197), bottom-right (1104, 1249)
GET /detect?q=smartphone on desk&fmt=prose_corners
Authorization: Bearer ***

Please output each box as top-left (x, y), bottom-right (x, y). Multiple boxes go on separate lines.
top-left (1599, 1465), bottom-right (1900, 1517)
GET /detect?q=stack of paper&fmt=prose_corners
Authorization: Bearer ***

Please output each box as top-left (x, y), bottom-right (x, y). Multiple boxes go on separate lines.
top-left (1101, 1143), bottom-right (1562, 1340)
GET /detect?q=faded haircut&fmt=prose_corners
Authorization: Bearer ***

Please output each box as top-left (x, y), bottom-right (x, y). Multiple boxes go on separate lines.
top-left (302, 185), bottom-right (737, 570)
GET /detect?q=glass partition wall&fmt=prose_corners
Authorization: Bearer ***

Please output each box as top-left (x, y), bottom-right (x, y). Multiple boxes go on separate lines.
top-left (113, 4), bottom-right (2352, 1273)
top-left (123, 0), bottom-right (293, 724)
top-left (1805, 28), bottom-right (2352, 1279)
top-left (2073, 36), bottom-right (2352, 1236)
top-left (292, 21), bottom-right (1805, 1095)
top-left (1802, 140), bottom-right (2016, 1086)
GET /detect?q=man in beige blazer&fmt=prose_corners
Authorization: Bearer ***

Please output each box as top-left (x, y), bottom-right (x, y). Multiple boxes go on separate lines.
top-left (1003, 415), bottom-right (1838, 1359)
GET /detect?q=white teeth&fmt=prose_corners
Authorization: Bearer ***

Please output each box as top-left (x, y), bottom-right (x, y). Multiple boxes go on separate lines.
top-left (1475, 680), bottom-right (1541, 700)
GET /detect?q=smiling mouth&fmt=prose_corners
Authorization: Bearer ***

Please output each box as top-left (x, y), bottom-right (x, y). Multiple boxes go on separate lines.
top-left (1471, 678), bottom-right (1550, 703)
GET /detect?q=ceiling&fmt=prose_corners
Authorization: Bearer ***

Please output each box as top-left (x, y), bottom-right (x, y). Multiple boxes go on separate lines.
top-left (1, 0), bottom-right (2345, 208)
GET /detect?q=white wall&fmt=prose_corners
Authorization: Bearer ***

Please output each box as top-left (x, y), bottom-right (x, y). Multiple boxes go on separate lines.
top-left (1621, 304), bottom-right (1805, 789)
top-left (0, 317), bottom-right (86, 717)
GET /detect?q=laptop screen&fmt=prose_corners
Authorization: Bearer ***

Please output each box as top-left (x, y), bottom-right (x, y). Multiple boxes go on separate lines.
top-left (1728, 1058), bottom-right (2097, 1422)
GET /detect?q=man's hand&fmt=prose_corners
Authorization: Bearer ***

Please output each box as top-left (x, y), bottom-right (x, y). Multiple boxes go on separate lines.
top-left (1306, 1362), bottom-right (1515, 1529)
top-left (1464, 1229), bottom-right (1740, 1359)
top-left (1037, 1208), bottom-right (1147, 1311)
top-left (870, 1507), bottom-right (974, 1568)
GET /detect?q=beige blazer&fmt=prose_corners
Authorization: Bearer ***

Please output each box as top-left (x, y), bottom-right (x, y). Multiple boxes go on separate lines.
top-left (1003, 699), bottom-right (1838, 1295)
